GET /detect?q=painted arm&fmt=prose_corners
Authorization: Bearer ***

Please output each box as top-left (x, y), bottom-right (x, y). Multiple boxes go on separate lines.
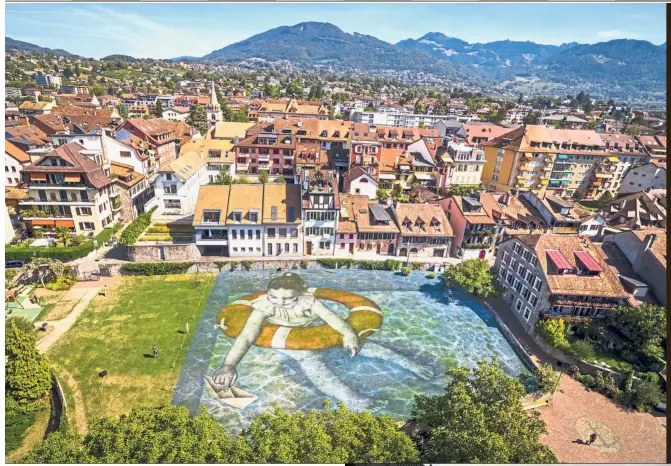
top-left (311, 300), bottom-right (360, 357)
top-left (214, 308), bottom-right (267, 387)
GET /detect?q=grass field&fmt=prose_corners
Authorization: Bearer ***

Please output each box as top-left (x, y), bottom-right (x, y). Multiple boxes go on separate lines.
top-left (47, 274), bottom-right (216, 424)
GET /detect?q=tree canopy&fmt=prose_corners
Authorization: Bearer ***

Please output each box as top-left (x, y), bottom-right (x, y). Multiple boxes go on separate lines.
top-left (186, 104), bottom-right (209, 136)
top-left (6, 319), bottom-right (52, 407)
top-left (611, 304), bottom-right (666, 350)
top-left (443, 259), bottom-right (497, 298)
top-left (412, 361), bottom-right (557, 463)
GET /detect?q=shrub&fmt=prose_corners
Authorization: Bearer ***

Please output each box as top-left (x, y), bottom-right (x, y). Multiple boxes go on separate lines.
top-left (535, 319), bottom-right (570, 351)
top-left (535, 363), bottom-right (561, 393)
top-left (121, 262), bottom-right (193, 275)
top-left (317, 258), bottom-right (353, 269)
top-left (570, 339), bottom-right (595, 361)
top-left (70, 235), bottom-right (87, 246)
top-left (427, 272), bottom-right (437, 279)
top-left (575, 373), bottom-right (596, 388)
top-left (6, 268), bottom-right (18, 284)
top-left (140, 234), bottom-right (173, 242)
top-left (410, 262), bottom-right (423, 270)
top-left (119, 207), bottom-right (156, 245)
top-left (241, 260), bottom-right (253, 271)
top-left (400, 267), bottom-right (412, 276)
top-left (146, 225), bottom-right (170, 234)
top-left (632, 379), bottom-right (663, 412)
top-left (45, 276), bottom-right (76, 291)
top-left (382, 259), bottom-right (401, 271)
top-left (594, 371), bottom-right (618, 397)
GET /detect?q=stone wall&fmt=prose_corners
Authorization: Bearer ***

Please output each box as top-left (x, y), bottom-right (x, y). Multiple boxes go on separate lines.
top-left (126, 243), bottom-right (201, 262)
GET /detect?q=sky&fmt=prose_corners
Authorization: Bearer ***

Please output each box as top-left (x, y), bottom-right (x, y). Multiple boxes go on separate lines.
top-left (5, 2), bottom-right (667, 59)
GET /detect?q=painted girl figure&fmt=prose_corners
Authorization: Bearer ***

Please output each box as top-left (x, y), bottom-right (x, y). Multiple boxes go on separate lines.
top-left (212, 272), bottom-right (361, 388)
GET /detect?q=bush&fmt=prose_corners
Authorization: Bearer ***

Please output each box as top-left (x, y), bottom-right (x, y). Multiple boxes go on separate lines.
top-left (570, 339), bottom-right (595, 361)
top-left (594, 371), bottom-right (618, 397)
top-left (535, 319), bottom-right (570, 351)
top-left (317, 258), bottom-right (353, 269)
top-left (400, 267), bottom-right (412, 276)
top-left (427, 272), bottom-right (437, 279)
top-left (146, 225), bottom-right (170, 234)
top-left (45, 276), bottom-right (76, 291)
top-left (214, 261), bottom-right (227, 271)
top-left (229, 261), bottom-right (240, 271)
top-left (575, 373), bottom-right (596, 388)
top-left (140, 234), bottom-right (172, 242)
top-left (121, 262), bottom-right (193, 275)
top-left (535, 363), bottom-right (561, 393)
top-left (6, 268), bottom-right (18, 284)
top-left (410, 262), bottom-right (423, 270)
top-left (632, 379), bottom-right (663, 412)
top-left (119, 207), bottom-right (156, 245)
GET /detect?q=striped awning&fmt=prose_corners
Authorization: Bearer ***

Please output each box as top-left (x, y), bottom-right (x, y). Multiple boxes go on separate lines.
top-left (64, 174), bottom-right (81, 183)
top-left (30, 173), bottom-right (47, 181)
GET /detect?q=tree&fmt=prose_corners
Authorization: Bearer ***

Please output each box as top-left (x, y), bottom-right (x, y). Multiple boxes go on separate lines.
top-left (218, 171), bottom-right (234, 185)
top-left (221, 102), bottom-right (233, 122)
top-left (586, 119), bottom-right (599, 130)
top-left (442, 259), bottom-right (497, 298)
top-left (6, 319), bottom-right (52, 406)
top-left (391, 183), bottom-right (404, 200)
top-left (535, 318), bottom-right (570, 351)
top-left (258, 170), bottom-right (269, 184)
top-left (363, 105), bottom-right (375, 111)
top-left (611, 304), bottom-right (666, 349)
top-left (517, 92), bottom-right (524, 104)
top-left (117, 104), bottom-right (129, 118)
top-left (6, 316), bottom-right (34, 334)
top-left (55, 226), bottom-right (71, 246)
top-left (596, 190), bottom-right (614, 207)
top-left (186, 104), bottom-right (208, 136)
top-left (22, 430), bottom-right (91, 463)
top-left (21, 258), bottom-right (67, 289)
top-left (412, 361), bottom-right (557, 463)
top-left (154, 99), bottom-right (164, 118)
top-left (74, 63), bottom-right (81, 77)
top-left (625, 125), bottom-right (641, 136)
top-left (91, 85), bottom-right (105, 97)
top-left (285, 81), bottom-right (303, 98)
top-left (243, 402), bottom-right (419, 463)
top-left (447, 185), bottom-right (481, 196)
top-left (376, 188), bottom-right (389, 201)
top-left (63, 66), bottom-right (73, 79)
top-left (572, 187), bottom-right (585, 202)
top-left (534, 363), bottom-right (561, 394)
top-left (417, 121), bottom-right (425, 129)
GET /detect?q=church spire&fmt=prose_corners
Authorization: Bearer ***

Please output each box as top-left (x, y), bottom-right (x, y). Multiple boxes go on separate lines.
top-left (210, 81), bottom-right (220, 110)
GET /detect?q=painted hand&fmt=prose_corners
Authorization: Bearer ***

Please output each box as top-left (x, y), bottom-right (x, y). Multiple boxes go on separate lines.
top-left (213, 365), bottom-right (238, 388)
top-left (342, 332), bottom-right (361, 358)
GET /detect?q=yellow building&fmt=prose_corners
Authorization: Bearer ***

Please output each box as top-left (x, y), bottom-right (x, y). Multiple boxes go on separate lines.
top-left (482, 125), bottom-right (619, 199)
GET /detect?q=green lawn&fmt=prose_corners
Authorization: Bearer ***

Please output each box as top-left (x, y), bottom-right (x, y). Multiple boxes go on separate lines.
top-left (47, 274), bottom-right (216, 421)
top-left (101, 69), bottom-right (144, 79)
top-left (592, 350), bottom-right (634, 374)
top-left (577, 201), bottom-right (601, 212)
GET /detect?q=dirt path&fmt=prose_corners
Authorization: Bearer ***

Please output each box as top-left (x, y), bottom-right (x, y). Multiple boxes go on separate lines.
top-left (36, 277), bottom-right (117, 353)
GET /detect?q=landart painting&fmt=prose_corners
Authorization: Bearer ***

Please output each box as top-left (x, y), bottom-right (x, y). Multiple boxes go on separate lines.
top-left (173, 269), bottom-right (529, 431)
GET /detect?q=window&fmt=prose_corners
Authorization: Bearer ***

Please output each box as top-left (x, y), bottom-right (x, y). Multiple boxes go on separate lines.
top-left (523, 307), bottom-right (532, 321)
top-left (513, 278), bottom-right (521, 292)
top-left (241, 247), bottom-right (246, 253)
top-left (521, 287), bottom-right (531, 300)
top-left (120, 151), bottom-right (132, 158)
top-left (164, 199), bottom-right (181, 209)
top-left (290, 228), bottom-right (298, 238)
top-left (510, 258), bottom-right (516, 270)
top-left (279, 228), bottom-right (287, 237)
top-left (166, 173), bottom-right (172, 181)
top-left (525, 270), bottom-right (533, 283)
top-left (529, 256), bottom-right (538, 268)
top-left (533, 277), bottom-right (542, 291)
top-left (249, 212), bottom-right (258, 223)
top-left (76, 207), bottom-right (92, 216)
top-left (498, 266), bottom-right (505, 277)
top-left (240, 230), bottom-right (245, 240)
top-left (513, 243), bottom-right (521, 254)
top-left (517, 264), bottom-right (525, 276)
top-left (256, 230), bottom-right (261, 240)
top-left (81, 191), bottom-right (89, 202)
top-left (515, 299), bottom-right (523, 312)
top-left (267, 228), bottom-right (275, 238)
top-left (78, 222), bottom-right (94, 230)
top-left (203, 211), bottom-right (221, 223)
top-left (232, 230), bottom-right (237, 239)
top-left (349, 234), bottom-right (354, 239)
top-left (285, 242), bottom-right (290, 253)
top-left (529, 293), bottom-right (538, 307)
top-left (233, 211), bottom-right (242, 223)
top-left (502, 251), bottom-right (509, 265)
top-left (341, 242), bottom-right (346, 249)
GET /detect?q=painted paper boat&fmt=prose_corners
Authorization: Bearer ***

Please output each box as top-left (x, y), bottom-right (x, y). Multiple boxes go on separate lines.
top-left (204, 376), bottom-right (257, 410)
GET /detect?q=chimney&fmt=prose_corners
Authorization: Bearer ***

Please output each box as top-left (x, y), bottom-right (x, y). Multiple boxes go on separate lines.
top-left (643, 234), bottom-right (657, 252)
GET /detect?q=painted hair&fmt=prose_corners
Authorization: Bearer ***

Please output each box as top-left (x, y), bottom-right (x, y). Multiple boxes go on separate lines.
top-left (268, 272), bottom-right (306, 292)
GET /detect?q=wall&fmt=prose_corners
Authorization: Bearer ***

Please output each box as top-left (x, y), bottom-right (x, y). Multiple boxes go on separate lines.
top-left (633, 249), bottom-right (667, 306)
top-left (4, 153), bottom-right (24, 186)
top-left (619, 163), bottom-right (666, 194)
top-left (228, 225), bottom-right (264, 257)
top-left (347, 176), bottom-right (377, 199)
top-left (435, 197), bottom-right (466, 256)
top-left (334, 232), bottom-right (357, 256)
top-left (126, 243), bottom-right (201, 262)
top-left (264, 223), bottom-right (302, 257)
top-left (397, 240), bottom-right (449, 258)
top-left (102, 133), bottom-right (151, 176)
top-left (603, 231), bottom-right (640, 266)
top-left (5, 206), bottom-right (15, 243)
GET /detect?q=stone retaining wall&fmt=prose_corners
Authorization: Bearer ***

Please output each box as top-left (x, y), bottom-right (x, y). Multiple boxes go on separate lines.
top-left (484, 304), bottom-right (537, 371)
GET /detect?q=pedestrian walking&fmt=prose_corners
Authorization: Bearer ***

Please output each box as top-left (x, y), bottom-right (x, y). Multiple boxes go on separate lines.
top-left (587, 432), bottom-right (597, 445)
top-left (152, 345), bottom-right (159, 359)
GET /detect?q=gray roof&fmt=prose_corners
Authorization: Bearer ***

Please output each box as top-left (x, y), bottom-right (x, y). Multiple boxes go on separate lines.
top-left (369, 204), bottom-right (392, 222)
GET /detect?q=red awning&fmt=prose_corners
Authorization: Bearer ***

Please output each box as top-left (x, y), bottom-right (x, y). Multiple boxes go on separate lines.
top-left (547, 250), bottom-right (573, 270)
top-left (64, 174), bottom-right (81, 183)
top-left (31, 219), bottom-right (56, 227)
top-left (54, 220), bottom-right (75, 228)
top-left (30, 173), bottom-right (47, 181)
top-left (574, 250), bottom-right (603, 272)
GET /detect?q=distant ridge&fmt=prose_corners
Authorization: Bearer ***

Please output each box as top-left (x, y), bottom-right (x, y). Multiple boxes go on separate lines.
top-left (6, 36), bottom-right (73, 56)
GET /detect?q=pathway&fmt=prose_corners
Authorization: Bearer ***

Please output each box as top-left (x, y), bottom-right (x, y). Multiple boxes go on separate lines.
top-left (485, 296), bottom-right (667, 463)
top-left (36, 277), bottom-right (115, 353)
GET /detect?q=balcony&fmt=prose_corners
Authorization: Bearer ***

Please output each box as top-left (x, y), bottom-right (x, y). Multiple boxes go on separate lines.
top-left (236, 162), bottom-right (249, 171)
top-left (29, 182), bottom-right (88, 190)
top-left (282, 153), bottom-right (294, 159)
top-left (258, 154), bottom-right (270, 162)
top-left (109, 190), bottom-right (120, 198)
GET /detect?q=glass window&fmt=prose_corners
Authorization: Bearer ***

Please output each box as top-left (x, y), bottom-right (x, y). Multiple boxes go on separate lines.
top-left (523, 308), bottom-right (531, 321)
top-left (279, 228), bottom-right (287, 237)
top-left (256, 230), bottom-right (261, 240)
top-left (291, 229), bottom-right (298, 238)
top-left (267, 228), bottom-right (275, 238)
top-left (516, 299), bottom-right (523, 311)
top-left (533, 277), bottom-right (542, 291)
top-left (268, 243), bottom-right (272, 255)
top-left (232, 230), bottom-right (237, 239)
top-left (293, 243), bottom-right (298, 253)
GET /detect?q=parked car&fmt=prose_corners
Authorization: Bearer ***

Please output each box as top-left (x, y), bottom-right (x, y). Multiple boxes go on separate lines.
top-left (5, 260), bottom-right (25, 268)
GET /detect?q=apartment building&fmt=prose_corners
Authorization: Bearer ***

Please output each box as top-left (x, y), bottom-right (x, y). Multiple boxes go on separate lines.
top-left (494, 234), bottom-right (628, 332)
top-left (109, 162), bottom-right (154, 221)
top-left (257, 99), bottom-right (329, 122)
top-left (225, 184), bottom-right (265, 257)
top-left (301, 169), bottom-right (340, 256)
top-left (341, 166), bottom-right (378, 199)
top-left (146, 151), bottom-right (208, 218)
top-left (637, 135), bottom-right (666, 166)
top-left (351, 110), bottom-right (448, 128)
top-left (19, 101), bottom-right (55, 117)
top-left (595, 133), bottom-right (650, 199)
top-left (120, 119), bottom-right (177, 169)
top-left (350, 123), bottom-right (383, 178)
top-left (446, 141), bottom-right (485, 186)
top-left (394, 203), bottom-right (452, 258)
top-left (5, 140), bottom-right (32, 187)
top-left (520, 191), bottom-right (584, 234)
top-left (34, 71), bottom-right (61, 88)
top-left (336, 195), bottom-right (400, 256)
top-left (162, 107), bottom-right (190, 122)
top-left (438, 193), bottom-right (504, 259)
top-left (482, 126), bottom-right (616, 199)
top-left (193, 185), bottom-right (230, 255)
top-left (263, 184), bottom-right (303, 257)
top-left (20, 143), bottom-right (117, 236)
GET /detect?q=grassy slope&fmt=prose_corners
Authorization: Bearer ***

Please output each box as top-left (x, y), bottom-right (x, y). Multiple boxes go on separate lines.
top-left (47, 274), bottom-right (216, 421)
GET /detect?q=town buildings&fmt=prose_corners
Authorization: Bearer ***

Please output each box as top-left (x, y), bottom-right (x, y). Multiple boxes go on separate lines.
top-left (257, 99), bottom-right (329, 122)
top-left (352, 110), bottom-right (449, 128)
top-left (301, 169), bottom-right (340, 256)
top-left (109, 162), bottom-right (154, 221)
top-left (619, 162), bottom-right (666, 194)
top-left (494, 234), bottom-right (628, 332)
top-left (263, 184), bottom-right (303, 257)
top-left (336, 195), bottom-right (400, 256)
top-left (394, 203), bottom-right (452, 258)
top-left (602, 190), bottom-right (666, 230)
top-left (5, 141), bottom-right (32, 187)
top-left (120, 119), bottom-right (177, 169)
top-left (34, 71), bottom-right (61, 88)
top-left (19, 143), bottom-right (118, 236)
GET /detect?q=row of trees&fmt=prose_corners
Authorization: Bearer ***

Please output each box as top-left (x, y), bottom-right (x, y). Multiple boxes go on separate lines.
top-left (22, 361), bottom-right (557, 463)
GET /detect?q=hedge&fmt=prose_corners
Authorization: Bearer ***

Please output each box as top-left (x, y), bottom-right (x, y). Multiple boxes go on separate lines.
top-left (316, 258), bottom-right (402, 271)
top-left (119, 207), bottom-right (157, 245)
top-left (4, 224), bottom-right (119, 261)
top-left (120, 261), bottom-right (194, 275)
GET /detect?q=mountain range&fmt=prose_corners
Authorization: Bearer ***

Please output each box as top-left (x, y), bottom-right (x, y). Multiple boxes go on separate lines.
top-left (5, 22), bottom-right (667, 94)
